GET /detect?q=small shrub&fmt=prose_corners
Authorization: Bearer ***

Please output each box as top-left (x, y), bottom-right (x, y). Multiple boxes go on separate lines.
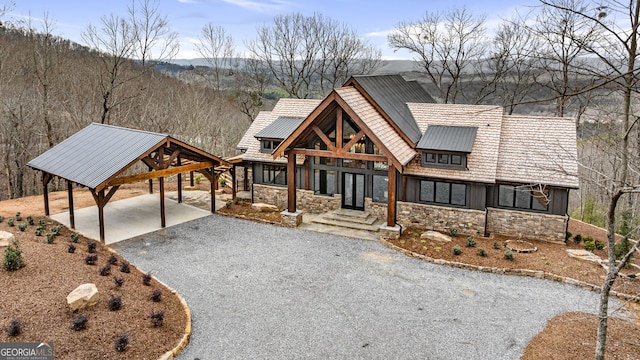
top-left (493, 241), bottom-right (501, 249)
top-left (99, 264), bottom-right (111, 276)
top-left (142, 272), bottom-right (152, 286)
top-left (107, 254), bottom-right (118, 265)
top-left (3, 239), bottom-right (25, 271)
top-left (109, 295), bottom-right (122, 311)
top-left (583, 236), bottom-right (593, 244)
top-left (595, 240), bottom-right (605, 250)
top-left (114, 334), bottom-right (129, 352)
top-left (87, 241), bottom-right (97, 253)
top-left (449, 228), bottom-right (458, 237)
top-left (119, 262), bottom-right (131, 273)
top-left (46, 233), bottom-right (55, 244)
top-left (6, 319), bottom-right (21, 337)
top-left (14, 212), bottom-right (21, 221)
top-left (35, 229), bottom-right (43, 237)
top-left (0, 215), bottom-right (4, 222)
top-left (85, 254), bottom-right (98, 265)
top-left (150, 289), bottom-right (162, 302)
top-left (71, 314), bottom-right (88, 331)
top-left (477, 248), bottom-right (487, 257)
top-left (50, 225), bottom-right (61, 236)
top-left (7, 218), bottom-right (14, 227)
top-left (26, 216), bottom-right (34, 225)
top-left (584, 240), bottom-right (596, 252)
top-left (504, 250), bottom-right (514, 261)
top-left (465, 237), bottom-right (476, 247)
top-left (219, 177), bottom-right (227, 187)
top-left (38, 219), bottom-right (46, 227)
top-left (234, 197), bottom-right (240, 205)
top-left (452, 245), bottom-right (462, 255)
top-left (70, 233), bottom-right (79, 243)
top-left (113, 276), bottom-right (125, 288)
top-left (68, 244), bottom-right (76, 253)
top-left (150, 310), bottom-right (164, 327)
top-left (17, 223), bottom-right (27, 232)
top-left (225, 200), bottom-right (232, 209)
top-left (565, 231), bottom-right (572, 242)
top-left (241, 198), bottom-right (247, 206)
top-left (573, 234), bottom-right (583, 244)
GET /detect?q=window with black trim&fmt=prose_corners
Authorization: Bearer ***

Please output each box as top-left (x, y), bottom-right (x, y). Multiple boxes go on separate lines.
top-left (421, 152), bottom-right (466, 170)
top-left (420, 180), bottom-right (466, 206)
top-left (260, 140), bottom-right (281, 154)
top-left (262, 165), bottom-right (287, 185)
top-left (498, 185), bottom-right (549, 211)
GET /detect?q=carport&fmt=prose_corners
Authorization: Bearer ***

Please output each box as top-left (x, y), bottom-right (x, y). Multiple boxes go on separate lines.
top-left (27, 123), bottom-right (230, 242)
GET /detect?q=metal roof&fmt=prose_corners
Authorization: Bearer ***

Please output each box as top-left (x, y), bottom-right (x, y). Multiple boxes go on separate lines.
top-left (28, 123), bottom-right (230, 190)
top-left (416, 125), bottom-right (478, 153)
top-left (351, 75), bottom-right (435, 143)
top-left (254, 116), bottom-right (305, 140)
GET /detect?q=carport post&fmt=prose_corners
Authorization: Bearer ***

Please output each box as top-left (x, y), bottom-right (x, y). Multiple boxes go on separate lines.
top-left (67, 180), bottom-right (75, 229)
top-left (159, 176), bottom-right (166, 228)
top-left (210, 170), bottom-right (215, 213)
top-left (177, 157), bottom-right (183, 203)
top-left (42, 173), bottom-right (52, 216)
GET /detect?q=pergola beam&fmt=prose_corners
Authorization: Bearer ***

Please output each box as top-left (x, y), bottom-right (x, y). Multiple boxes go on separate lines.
top-left (104, 161), bottom-right (213, 189)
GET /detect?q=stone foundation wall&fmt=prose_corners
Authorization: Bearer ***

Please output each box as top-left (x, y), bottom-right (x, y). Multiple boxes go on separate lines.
top-left (396, 201), bottom-right (486, 236)
top-left (486, 208), bottom-right (567, 243)
top-left (365, 198), bottom-right (387, 221)
top-left (253, 184), bottom-right (340, 213)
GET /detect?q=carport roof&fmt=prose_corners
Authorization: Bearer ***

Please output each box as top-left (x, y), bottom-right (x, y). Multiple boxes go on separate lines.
top-left (28, 123), bottom-right (228, 190)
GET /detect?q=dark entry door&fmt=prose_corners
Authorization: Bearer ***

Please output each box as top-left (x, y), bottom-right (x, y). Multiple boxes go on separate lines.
top-left (342, 173), bottom-right (365, 210)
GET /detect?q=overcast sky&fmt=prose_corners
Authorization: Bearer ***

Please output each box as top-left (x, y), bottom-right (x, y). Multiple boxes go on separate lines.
top-left (8, 0), bottom-right (541, 59)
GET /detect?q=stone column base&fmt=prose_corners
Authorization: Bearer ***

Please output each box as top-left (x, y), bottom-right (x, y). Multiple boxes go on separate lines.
top-left (281, 210), bottom-right (303, 227)
top-left (379, 224), bottom-right (402, 240)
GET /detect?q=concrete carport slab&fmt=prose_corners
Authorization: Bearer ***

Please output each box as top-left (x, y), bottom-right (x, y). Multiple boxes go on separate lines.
top-left (50, 194), bottom-right (212, 245)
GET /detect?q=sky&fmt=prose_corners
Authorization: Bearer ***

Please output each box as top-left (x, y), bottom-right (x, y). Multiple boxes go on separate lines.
top-left (6, 0), bottom-right (541, 60)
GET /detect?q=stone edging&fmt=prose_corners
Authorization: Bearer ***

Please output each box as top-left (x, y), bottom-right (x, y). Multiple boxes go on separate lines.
top-left (105, 247), bottom-right (191, 360)
top-left (216, 211), bottom-right (287, 227)
top-left (380, 239), bottom-right (639, 304)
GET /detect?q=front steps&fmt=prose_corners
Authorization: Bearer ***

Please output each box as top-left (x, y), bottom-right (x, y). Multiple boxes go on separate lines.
top-left (311, 209), bottom-right (384, 232)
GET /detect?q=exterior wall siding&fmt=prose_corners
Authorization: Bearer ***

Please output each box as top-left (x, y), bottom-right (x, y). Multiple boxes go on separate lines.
top-left (253, 184), bottom-right (340, 213)
top-left (486, 207), bottom-right (567, 243)
top-left (395, 201), bottom-right (486, 236)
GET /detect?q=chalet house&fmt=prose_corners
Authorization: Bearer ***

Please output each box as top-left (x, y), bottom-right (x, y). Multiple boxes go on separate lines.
top-left (231, 75), bottom-right (578, 243)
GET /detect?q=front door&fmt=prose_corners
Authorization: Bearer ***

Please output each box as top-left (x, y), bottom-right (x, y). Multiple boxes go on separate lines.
top-left (342, 172), bottom-right (365, 210)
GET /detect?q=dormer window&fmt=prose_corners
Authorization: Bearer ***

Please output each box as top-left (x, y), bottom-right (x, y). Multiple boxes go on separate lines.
top-left (416, 125), bottom-right (477, 171)
top-left (260, 139), bottom-right (281, 154)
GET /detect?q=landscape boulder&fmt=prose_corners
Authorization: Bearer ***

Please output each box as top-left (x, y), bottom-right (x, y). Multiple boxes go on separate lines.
top-left (0, 230), bottom-right (15, 248)
top-left (67, 283), bottom-right (99, 311)
top-left (420, 230), bottom-right (452, 243)
top-left (251, 203), bottom-right (279, 213)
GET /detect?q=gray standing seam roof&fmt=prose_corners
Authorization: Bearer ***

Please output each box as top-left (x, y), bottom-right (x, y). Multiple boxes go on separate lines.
top-left (254, 117), bottom-right (305, 140)
top-left (27, 123), bottom-right (168, 189)
top-left (351, 75), bottom-right (435, 144)
top-left (416, 125), bottom-right (478, 153)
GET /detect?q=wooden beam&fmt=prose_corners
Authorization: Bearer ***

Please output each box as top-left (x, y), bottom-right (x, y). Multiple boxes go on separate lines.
top-left (67, 180), bottom-right (75, 229)
top-left (106, 162), bottom-right (213, 188)
top-left (42, 173), bottom-right (52, 216)
top-left (387, 165), bottom-right (397, 227)
top-left (159, 176), bottom-right (166, 228)
top-left (304, 161), bottom-right (309, 190)
top-left (287, 151), bottom-right (296, 213)
top-left (190, 171), bottom-right (195, 187)
top-left (289, 148), bottom-right (387, 162)
top-left (103, 186), bottom-right (120, 206)
top-left (340, 130), bottom-right (365, 153)
top-left (142, 156), bottom-right (160, 171)
top-left (96, 189), bottom-right (106, 242)
top-left (200, 168), bottom-right (214, 183)
top-left (336, 108), bottom-right (343, 149)
top-left (243, 167), bottom-right (249, 191)
top-left (312, 125), bottom-right (335, 151)
top-left (166, 149), bottom-right (181, 167)
top-left (177, 157), bottom-right (183, 203)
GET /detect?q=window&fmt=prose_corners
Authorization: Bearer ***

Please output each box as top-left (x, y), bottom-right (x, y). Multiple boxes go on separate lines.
top-left (262, 165), bottom-right (286, 185)
top-left (421, 152), bottom-right (466, 170)
top-left (498, 185), bottom-right (549, 211)
top-left (372, 175), bottom-right (388, 203)
top-left (260, 140), bottom-right (281, 154)
top-left (420, 180), bottom-right (466, 206)
top-left (314, 169), bottom-right (336, 195)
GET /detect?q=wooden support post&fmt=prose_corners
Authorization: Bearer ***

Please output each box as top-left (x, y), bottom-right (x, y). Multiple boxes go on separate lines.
top-left (42, 173), bottom-right (52, 216)
top-left (387, 165), bottom-right (397, 227)
top-left (304, 161), bottom-right (310, 190)
top-left (231, 166), bottom-right (236, 200)
top-left (149, 179), bottom-right (153, 194)
top-left (336, 108), bottom-right (343, 149)
top-left (159, 176), bottom-right (166, 228)
top-left (211, 169), bottom-right (216, 213)
top-left (177, 157), bottom-right (183, 203)
top-left (97, 189), bottom-right (105, 243)
top-left (190, 171), bottom-right (195, 187)
top-left (67, 180), bottom-right (75, 229)
top-left (287, 152), bottom-right (296, 213)
top-left (243, 167), bottom-right (249, 191)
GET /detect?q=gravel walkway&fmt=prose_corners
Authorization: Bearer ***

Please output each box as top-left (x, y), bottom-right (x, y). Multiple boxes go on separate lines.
top-left (112, 215), bottom-right (608, 360)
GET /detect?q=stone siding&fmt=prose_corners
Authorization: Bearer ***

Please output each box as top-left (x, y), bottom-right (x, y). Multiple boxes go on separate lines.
top-left (365, 198), bottom-right (387, 222)
top-left (253, 184), bottom-right (340, 213)
top-left (396, 201), bottom-right (486, 236)
top-left (486, 208), bottom-right (567, 243)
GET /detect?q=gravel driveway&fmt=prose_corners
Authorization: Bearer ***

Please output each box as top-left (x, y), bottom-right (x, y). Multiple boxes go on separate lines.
top-left (112, 215), bottom-right (606, 360)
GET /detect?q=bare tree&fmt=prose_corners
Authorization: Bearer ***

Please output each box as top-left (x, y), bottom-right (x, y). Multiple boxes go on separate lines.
top-left (246, 12), bottom-right (380, 99)
top-left (388, 7), bottom-right (488, 103)
top-left (129, 0), bottom-right (178, 68)
top-left (195, 23), bottom-right (234, 92)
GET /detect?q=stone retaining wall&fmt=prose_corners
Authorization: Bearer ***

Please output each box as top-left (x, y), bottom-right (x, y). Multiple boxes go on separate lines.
top-left (395, 201), bottom-right (486, 236)
top-left (253, 184), bottom-right (340, 213)
top-left (486, 207), bottom-right (567, 243)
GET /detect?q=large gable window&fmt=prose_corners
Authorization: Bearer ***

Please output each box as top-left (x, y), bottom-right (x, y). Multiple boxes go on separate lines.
top-left (420, 180), bottom-right (466, 206)
top-left (498, 185), bottom-right (549, 211)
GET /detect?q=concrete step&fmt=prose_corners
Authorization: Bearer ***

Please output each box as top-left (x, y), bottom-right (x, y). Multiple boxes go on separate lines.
top-left (312, 215), bottom-right (384, 232)
top-left (321, 210), bottom-right (378, 225)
